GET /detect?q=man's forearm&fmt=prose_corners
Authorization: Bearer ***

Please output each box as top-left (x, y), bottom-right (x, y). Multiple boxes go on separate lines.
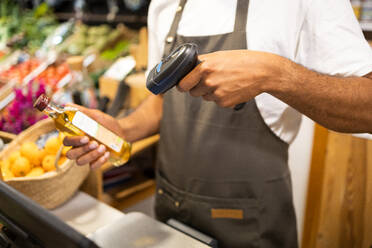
top-left (118, 94), bottom-right (163, 142)
top-left (267, 58), bottom-right (372, 133)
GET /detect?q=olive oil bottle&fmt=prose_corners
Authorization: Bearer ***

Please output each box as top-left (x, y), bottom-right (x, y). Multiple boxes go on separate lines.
top-left (34, 94), bottom-right (131, 166)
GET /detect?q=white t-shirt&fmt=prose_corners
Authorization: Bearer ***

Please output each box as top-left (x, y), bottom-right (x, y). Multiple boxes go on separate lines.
top-left (147, 0), bottom-right (372, 143)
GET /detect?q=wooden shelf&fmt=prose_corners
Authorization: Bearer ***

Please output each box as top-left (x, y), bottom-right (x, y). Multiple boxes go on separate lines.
top-left (81, 134), bottom-right (159, 207)
top-left (302, 126), bottom-right (372, 247)
top-left (101, 172), bottom-right (156, 211)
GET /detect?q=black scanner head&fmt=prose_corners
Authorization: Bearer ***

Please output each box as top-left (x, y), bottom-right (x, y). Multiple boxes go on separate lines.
top-left (146, 43), bottom-right (199, 95)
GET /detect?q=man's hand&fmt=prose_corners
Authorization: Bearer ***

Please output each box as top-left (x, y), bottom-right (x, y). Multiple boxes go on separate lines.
top-left (177, 49), bottom-right (372, 133)
top-left (63, 104), bottom-right (125, 169)
top-left (177, 50), bottom-right (282, 108)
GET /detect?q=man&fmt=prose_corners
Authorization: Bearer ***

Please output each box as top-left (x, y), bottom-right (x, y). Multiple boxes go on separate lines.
top-left (65, 0), bottom-right (372, 247)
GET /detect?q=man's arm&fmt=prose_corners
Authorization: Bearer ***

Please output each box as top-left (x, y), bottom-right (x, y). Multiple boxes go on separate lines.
top-left (177, 50), bottom-right (372, 133)
top-left (118, 94), bottom-right (163, 142)
top-left (63, 94), bottom-right (163, 168)
top-left (268, 59), bottom-right (372, 133)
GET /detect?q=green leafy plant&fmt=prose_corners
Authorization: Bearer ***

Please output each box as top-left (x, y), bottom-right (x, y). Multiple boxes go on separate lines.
top-left (0, 1), bottom-right (58, 53)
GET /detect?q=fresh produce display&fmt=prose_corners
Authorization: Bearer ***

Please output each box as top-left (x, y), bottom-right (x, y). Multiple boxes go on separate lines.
top-left (34, 63), bottom-right (70, 90)
top-left (0, 59), bottom-right (70, 90)
top-left (0, 59), bottom-right (40, 83)
top-left (36, 21), bottom-right (74, 58)
top-left (0, 50), bottom-right (28, 76)
top-left (100, 40), bottom-right (130, 61)
top-left (0, 1), bottom-right (58, 53)
top-left (0, 82), bottom-right (47, 134)
top-left (0, 1), bottom-right (141, 139)
top-left (0, 133), bottom-right (70, 180)
top-left (58, 24), bottom-right (133, 57)
top-left (59, 24), bottom-right (111, 55)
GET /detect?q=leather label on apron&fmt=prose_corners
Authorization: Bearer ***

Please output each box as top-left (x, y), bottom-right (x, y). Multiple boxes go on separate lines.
top-left (211, 208), bottom-right (244, 220)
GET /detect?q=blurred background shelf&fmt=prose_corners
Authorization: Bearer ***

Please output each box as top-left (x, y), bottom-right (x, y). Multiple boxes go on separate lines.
top-left (361, 21), bottom-right (372, 31)
top-left (55, 13), bottom-right (147, 26)
top-left (80, 134), bottom-right (159, 212)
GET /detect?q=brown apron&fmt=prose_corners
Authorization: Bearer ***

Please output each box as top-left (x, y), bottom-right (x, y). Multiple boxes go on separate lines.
top-left (155, 0), bottom-right (298, 247)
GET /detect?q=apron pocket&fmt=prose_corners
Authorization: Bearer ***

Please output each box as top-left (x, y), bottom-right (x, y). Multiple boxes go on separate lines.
top-left (183, 194), bottom-right (260, 248)
top-left (155, 173), bottom-right (261, 248)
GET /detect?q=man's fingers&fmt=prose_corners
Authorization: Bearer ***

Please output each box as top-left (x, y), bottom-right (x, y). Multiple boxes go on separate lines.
top-left (202, 92), bottom-right (217, 101)
top-left (66, 141), bottom-right (98, 160)
top-left (65, 138), bottom-right (110, 168)
top-left (63, 136), bottom-right (89, 147)
top-left (90, 152), bottom-right (110, 170)
top-left (75, 145), bottom-right (107, 166)
top-left (189, 81), bottom-right (214, 97)
top-left (177, 64), bottom-right (203, 92)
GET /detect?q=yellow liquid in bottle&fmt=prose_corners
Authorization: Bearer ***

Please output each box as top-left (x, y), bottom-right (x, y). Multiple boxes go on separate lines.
top-left (48, 107), bottom-right (131, 166)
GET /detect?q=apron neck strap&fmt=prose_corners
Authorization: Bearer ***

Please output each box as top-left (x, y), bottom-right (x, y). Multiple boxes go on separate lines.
top-left (234, 0), bottom-right (249, 32)
top-left (163, 0), bottom-right (188, 56)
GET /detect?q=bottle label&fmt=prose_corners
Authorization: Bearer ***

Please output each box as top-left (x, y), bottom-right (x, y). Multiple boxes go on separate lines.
top-left (72, 111), bottom-right (124, 153)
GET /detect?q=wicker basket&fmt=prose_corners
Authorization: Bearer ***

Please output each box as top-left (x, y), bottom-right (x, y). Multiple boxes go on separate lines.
top-left (0, 118), bottom-right (90, 209)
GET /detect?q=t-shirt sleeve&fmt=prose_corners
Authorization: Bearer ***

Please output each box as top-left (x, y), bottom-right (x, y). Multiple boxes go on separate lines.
top-left (296, 0), bottom-right (372, 77)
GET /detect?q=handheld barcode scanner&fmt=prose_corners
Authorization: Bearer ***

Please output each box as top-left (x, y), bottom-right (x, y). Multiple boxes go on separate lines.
top-left (146, 43), bottom-right (245, 110)
top-left (147, 43), bottom-right (199, 95)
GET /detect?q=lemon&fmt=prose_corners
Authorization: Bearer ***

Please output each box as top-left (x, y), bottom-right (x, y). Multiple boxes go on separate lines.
top-left (38, 149), bottom-right (47, 162)
top-left (57, 156), bottom-right (67, 166)
top-left (12, 157), bottom-right (31, 177)
top-left (8, 151), bottom-right (21, 164)
top-left (45, 137), bottom-right (62, 155)
top-left (30, 149), bottom-right (46, 167)
top-left (26, 167), bottom-right (45, 178)
top-left (1, 159), bottom-right (10, 171)
top-left (20, 142), bottom-right (40, 166)
top-left (42, 155), bottom-right (56, 172)
top-left (1, 159), bottom-right (14, 180)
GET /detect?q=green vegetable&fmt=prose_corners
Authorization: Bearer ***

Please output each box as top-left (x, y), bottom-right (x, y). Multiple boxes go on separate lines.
top-left (0, 1), bottom-right (57, 53)
top-left (100, 40), bottom-right (130, 61)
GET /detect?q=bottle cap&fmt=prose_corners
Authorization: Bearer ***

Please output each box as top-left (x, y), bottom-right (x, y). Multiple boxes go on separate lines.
top-left (34, 94), bottom-right (50, 111)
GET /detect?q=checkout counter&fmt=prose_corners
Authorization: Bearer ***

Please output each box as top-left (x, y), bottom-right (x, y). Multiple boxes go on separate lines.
top-left (52, 191), bottom-right (213, 248)
top-left (0, 176), bottom-right (215, 248)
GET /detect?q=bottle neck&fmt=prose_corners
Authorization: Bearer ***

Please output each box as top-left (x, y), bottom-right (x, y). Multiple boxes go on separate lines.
top-left (43, 102), bottom-right (64, 118)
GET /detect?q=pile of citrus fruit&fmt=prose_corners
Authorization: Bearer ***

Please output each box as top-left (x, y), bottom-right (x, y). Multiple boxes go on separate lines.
top-left (0, 133), bottom-right (70, 180)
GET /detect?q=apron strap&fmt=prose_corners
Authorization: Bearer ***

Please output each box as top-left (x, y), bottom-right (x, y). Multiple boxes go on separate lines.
top-left (234, 0), bottom-right (249, 32)
top-left (163, 0), bottom-right (188, 56)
